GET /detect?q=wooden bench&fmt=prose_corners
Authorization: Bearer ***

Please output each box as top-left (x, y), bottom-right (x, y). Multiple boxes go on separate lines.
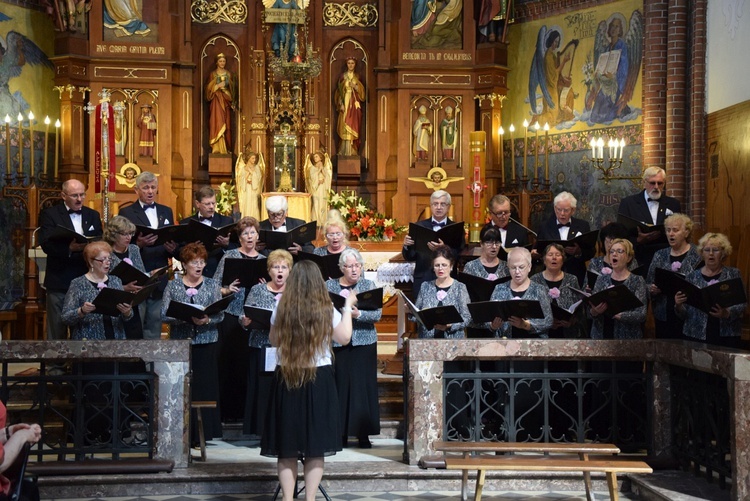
top-left (420, 441), bottom-right (650, 501)
top-left (191, 400), bottom-right (217, 462)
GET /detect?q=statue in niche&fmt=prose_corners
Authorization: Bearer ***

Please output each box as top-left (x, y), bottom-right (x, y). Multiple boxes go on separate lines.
top-left (305, 150), bottom-right (332, 227)
top-left (334, 57), bottom-right (365, 157)
top-left (136, 103), bottom-right (156, 157)
top-left (263, 0), bottom-right (305, 61)
top-left (205, 53), bottom-right (235, 155)
top-left (235, 146), bottom-right (266, 219)
top-left (413, 105), bottom-right (432, 162)
top-left (114, 101), bottom-right (127, 156)
top-left (439, 106), bottom-right (457, 161)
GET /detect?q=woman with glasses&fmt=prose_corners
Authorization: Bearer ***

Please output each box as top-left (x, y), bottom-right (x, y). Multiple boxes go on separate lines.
top-left (489, 247), bottom-right (553, 338)
top-left (162, 243), bottom-right (224, 445)
top-left (531, 243), bottom-right (583, 338)
top-left (239, 249), bottom-right (293, 439)
top-left (213, 217), bottom-right (266, 422)
top-left (588, 239), bottom-right (647, 339)
top-left (414, 245), bottom-right (471, 339)
top-left (313, 211), bottom-right (350, 256)
top-left (675, 233), bottom-right (747, 348)
top-left (584, 222), bottom-right (639, 291)
top-left (462, 227), bottom-right (509, 338)
top-left (61, 241), bottom-right (135, 340)
top-left (326, 248), bottom-right (381, 448)
top-left (646, 213), bottom-right (702, 339)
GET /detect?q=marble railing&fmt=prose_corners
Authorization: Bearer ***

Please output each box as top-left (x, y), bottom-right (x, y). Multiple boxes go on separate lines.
top-left (0, 340), bottom-right (191, 468)
top-left (405, 338), bottom-right (750, 500)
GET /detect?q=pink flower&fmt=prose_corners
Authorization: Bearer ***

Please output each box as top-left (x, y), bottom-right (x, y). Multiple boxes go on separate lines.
top-left (274, 293), bottom-right (282, 302)
top-left (436, 290), bottom-right (447, 302)
top-left (487, 273), bottom-right (498, 281)
top-left (549, 287), bottom-right (560, 299)
top-left (601, 267), bottom-right (613, 275)
top-left (671, 261), bottom-right (682, 272)
top-left (123, 258), bottom-right (133, 266)
top-left (97, 282), bottom-right (107, 290)
top-left (185, 288), bottom-right (198, 297)
top-left (707, 279), bottom-right (719, 286)
top-left (339, 289), bottom-right (351, 298)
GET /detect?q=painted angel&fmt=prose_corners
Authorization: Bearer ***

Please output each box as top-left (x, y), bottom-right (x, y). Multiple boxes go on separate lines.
top-left (305, 150), bottom-right (332, 227)
top-left (0, 30), bottom-right (54, 117)
top-left (585, 10), bottom-right (643, 124)
top-left (235, 146), bottom-right (266, 220)
top-left (528, 25), bottom-right (580, 127)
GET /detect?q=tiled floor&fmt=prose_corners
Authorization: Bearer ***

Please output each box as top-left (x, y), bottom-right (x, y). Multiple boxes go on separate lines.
top-left (47, 493), bottom-right (641, 501)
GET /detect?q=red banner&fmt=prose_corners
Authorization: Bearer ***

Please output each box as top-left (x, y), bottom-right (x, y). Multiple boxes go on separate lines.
top-left (94, 102), bottom-right (116, 193)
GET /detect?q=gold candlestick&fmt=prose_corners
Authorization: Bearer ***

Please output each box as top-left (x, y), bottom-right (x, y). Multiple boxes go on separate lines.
top-left (54, 119), bottom-right (60, 178)
top-left (27, 111), bottom-right (34, 179)
top-left (533, 121), bottom-right (540, 180)
top-left (522, 119), bottom-right (529, 179)
top-left (498, 126), bottom-right (505, 184)
top-left (4, 115), bottom-right (10, 175)
top-left (16, 113), bottom-right (23, 174)
top-left (544, 123), bottom-right (550, 182)
top-left (43, 116), bottom-right (50, 177)
top-left (509, 124), bottom-right (516, 181)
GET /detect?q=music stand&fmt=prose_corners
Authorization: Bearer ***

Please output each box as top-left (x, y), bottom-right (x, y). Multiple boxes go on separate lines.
top-left (271, 455), bottom-right (331, 501)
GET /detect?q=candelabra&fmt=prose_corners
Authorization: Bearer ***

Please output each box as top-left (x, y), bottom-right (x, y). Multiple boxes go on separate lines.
top-left (588, 136), bottom-right (639, 184)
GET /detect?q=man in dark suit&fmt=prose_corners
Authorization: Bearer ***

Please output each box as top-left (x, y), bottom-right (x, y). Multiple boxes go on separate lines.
top-left (38, 179), bottom-right (103, 342)
top-left (535, 191), bottom-right (594, 287)
top-left (257, 195), bottom-right (315, 256)
top-left (118, 171), bottom-right (177, 339)
top-left (402, 190), bottom-right (465, 300)
top-left (480, 194), bottom-right (530, 249)
top-left (178, 186), bottom-right (237, 278)
top-left (618, 166), bottom-right (681, 267)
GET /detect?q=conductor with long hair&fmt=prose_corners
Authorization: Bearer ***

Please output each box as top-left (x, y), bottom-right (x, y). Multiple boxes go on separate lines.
top-left (261, 260), bottom-right (356, 501)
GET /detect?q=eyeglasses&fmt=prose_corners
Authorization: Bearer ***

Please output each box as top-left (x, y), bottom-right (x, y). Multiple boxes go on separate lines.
top-left (117, 231), bottom-right (135, 237)
top-left (509, 265), bottom-right (528, 272)
top-left (609, 248), bottom-right (626, 255)
top-left (93, 257), bottom-right (112, 263)
top-left (64, 192), bottom-right (86, 199)
top-left (240, 230), bottom-right (258, 238)
top-left (270, 265), bottom-right (289, 271)
top-left (326, 232), bottom-right (343, 238)
top-left (646, 181), bottom-right (665, 187)
top-left (433, 263), bottom-right (451, 269)
top-left (702, 247), bottom-right (722, 254)
top-left (187, 260), bottom-right (206, 266)
top-left (491, 210), bottom-right (511, 217)
top-left (343, 263), bottom-right (362, 270)
top-left (431, 202), bottom-right (449, 208)
top-left (554, 207), bottom-right (573, 214)
top-left (482, 241), bottom-right (501, 247)
top-left (268, 210), bottom-right (285, 219)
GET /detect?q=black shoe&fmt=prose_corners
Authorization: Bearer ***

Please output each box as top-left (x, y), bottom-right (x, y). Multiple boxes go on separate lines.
top-left (357, 437), bottom-right (372, 449)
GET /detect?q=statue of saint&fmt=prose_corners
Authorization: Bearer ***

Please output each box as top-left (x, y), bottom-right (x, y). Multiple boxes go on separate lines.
top-left (136, 104), bottom-right (156, 158)
top-left (205, 53), bottom-right (235, 155)
top-left (334, 57), bottom-right (365, 157)
top-left (413, 105), bottom-right (432, 162)
top-left (305, 151), bottom-right (333, 226)
top-left (235, 146), bottom-right (266, 220)
top-left (440, 106), bottom-right (458, 161)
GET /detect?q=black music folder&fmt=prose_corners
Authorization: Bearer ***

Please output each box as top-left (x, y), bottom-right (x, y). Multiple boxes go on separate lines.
top-left (110, 262), bottom-right (169, 287)
top-left (551, 299), bottom-right (585, 322)
top-left (221, 258), bottom-right (270, 288)
top-left (134, 224), bottom-right (189, 247)
top-left (180, 219), bottom-right (238, 249)
top-left (653, 267), bottom-right (688, 297)
top-left (91, 282), bottom-right (158, 317)
top-left (400, 291), bottom-right (463, 331)
top-left (260, 221), bottom-right (317, 251)
top-left (408, 221), bottom-right (465, 254)
top-left (165, 293), bottom-right (235, 322)
top-left (467, 299), bottom-right (545, 323)
top-left (534, 230), bottom-right (600, 253)
top-left (296, 251), bottom-right (344, 280)
top-left (617, 213), bottom-right (666, 242)
top-left (457, 272), bottom-right (511, 302)
top-left (45, 225), bottom-right (100, 245)
top-left (242, 305), bottom-right (274, 329)
top-left (659, 274), bottom-right (747, 313)
top-left (329, 287), bottom-right (383, 311)
top-left (570, 285), bottom-right (644, 317)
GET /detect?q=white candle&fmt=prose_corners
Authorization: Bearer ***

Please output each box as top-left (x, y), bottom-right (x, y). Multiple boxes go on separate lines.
top-left (509, 124), bottom-right (516, 181)
top-left (597, 138), bottom-right (604, 159)
top-left (43, 116), bottom-right (50, 177)
top-left (620, 138), bottom-right (626, 159)
top-left (27, 110), bottom-right (34, 178)
top-left (16, 113), bottom-right (23, 174)
top-left (54, 119), bottom-right (61, 178)
top-left (499, 126), bottom-right (505, 183)
top-left (590, 138), bottom-right (596, 159)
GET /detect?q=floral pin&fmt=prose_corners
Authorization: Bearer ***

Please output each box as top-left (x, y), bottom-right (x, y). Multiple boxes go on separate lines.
top-left (436, 290), bottom-right (447, 302)
top-left (340, 289), bottom-right (351, 298)
top-left (549, 287), bottom-right (560, 299)
top-left (186, 288), bottom-right (198, 298)
top-left (97, 282), bottom-right (107, 290)
top-left (123, 258), bottom-right (133, 266)
top-left (671, 261), bottom-right (682, 272)
top-left (707, 279), bottom-right (719, 286)
top-left (601, 267), bottom-right (613, 275)
top-left (487, 273), bottom-right (498, 281)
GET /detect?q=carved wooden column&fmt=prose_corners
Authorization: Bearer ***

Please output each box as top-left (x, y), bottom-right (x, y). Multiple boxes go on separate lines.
top-left (53, 59), bottom-right (90, 182)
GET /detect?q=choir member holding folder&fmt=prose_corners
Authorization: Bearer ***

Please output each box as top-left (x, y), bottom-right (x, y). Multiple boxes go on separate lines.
top-left (461, 227), bottom-right (509, 338)
top-left (588, 239), bottom-right (647, 339)
top-left (325, 248), bottom-right (381, 448)
top-left (531, 243), bottom-right (583, 339)
top-left (61, 241), bottom-right (135, 340)
top-left (645, 214), bottom-right (702, 339)
top-left (675, 233), bottom-right (747, 348)
top-left (161, 243), bottom-right (224, 445)
top-left (213, 217), bottom-right (267, 422)
top-left (258, 195), bottom-right (315, 256)
top-left (412, 245), bottom-right (470, 339)
top-left (488, 247), bottom-right (552, 338)
top-left (584, 222), bottom-right (639, 290)
top-left (239, 249), bottom-right (293, 438)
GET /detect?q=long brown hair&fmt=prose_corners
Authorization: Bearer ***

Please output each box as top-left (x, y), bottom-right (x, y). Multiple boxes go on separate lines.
top-left (274, 260), bottom-right (333, 388)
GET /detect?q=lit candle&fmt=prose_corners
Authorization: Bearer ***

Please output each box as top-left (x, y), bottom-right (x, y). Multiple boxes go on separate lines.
top-left (43, 116), bottom-right (50, 177)
top-left (608, 139), bottom-right (613, 160)
top-left (27, 111), bottom-right (34, 179)
top-left (544, 123), bottom-right (550, 182)
top-left (597, 137), bottom-right (604, 159)
top-left (590, 138), bottom-right (596, 159)
top-left (509, 124), bottom-right (516, 181)
top-left (619, 138), bottom-right (626, 159)
top-left (16, 113), bottom-right (23, 174)
top-left (534, 122), bottom-right (540, 180)
top-left (522, 119), bottom-right (529, 179)
top-left (54, 119), bottom-right (60, 178)
top-left (498, 126), bottom-right (505, 184)
top-left (4, 115), bottom-right (9, 175)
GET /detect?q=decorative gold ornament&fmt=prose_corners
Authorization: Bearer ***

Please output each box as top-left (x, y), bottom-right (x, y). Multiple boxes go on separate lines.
top-left (323, 2), bottom-right (378, 28)
top-left (191, 0), bottom-right (248, 24)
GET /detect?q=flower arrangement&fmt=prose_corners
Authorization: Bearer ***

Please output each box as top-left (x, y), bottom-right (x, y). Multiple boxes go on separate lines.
top-left (215, 182), bottom-right (237, 216)
top-left (327, 189), bottom-right (406, 241)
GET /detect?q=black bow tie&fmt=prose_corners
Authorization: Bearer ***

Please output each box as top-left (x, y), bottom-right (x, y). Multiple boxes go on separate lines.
top-left (557, 222), bottom-right (570, 228)
top-left (647, 198), bottom-right (658, 203)
top-left (143, 203), bottom-right (156, 210)
top-left (68, 208), bottom-right (81, 215)
top-left (199, 216), bottom-right (213, 222)
top-left (433, 221), bottom-right (446, 227)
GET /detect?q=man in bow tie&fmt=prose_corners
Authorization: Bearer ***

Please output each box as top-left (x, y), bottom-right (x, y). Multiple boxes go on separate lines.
top-left (618, 166), bottom-right (681, 267)
top-left (257, 195), bottom-right (315, 256)
top-left (480, 194), bottom-right (530, 249)
top-left (178, 186), bottom-right (236, 278)
top-left (118, 171), bottom-right (177, 339)
top-left (534, 191), bottom-right (593, 286)
top-left (402, 190), bottom-right (465, 299)
top-left (38, 179), bottom-right (103, 344)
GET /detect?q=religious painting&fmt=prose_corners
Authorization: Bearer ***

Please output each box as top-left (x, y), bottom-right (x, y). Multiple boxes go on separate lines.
top-left (103, 0), bottom-right (158, 43)
top-left (506, 0), bottom-right (643, 131)
top-left (410, 0), bottom-right (463, 50)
